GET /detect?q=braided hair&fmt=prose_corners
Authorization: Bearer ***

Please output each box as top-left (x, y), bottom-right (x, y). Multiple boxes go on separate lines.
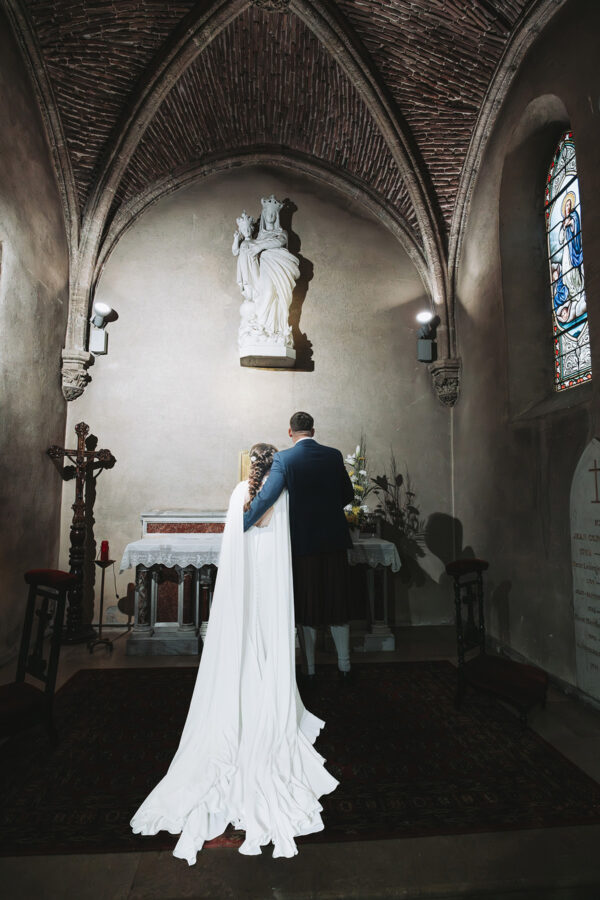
top-left (244, 443), bottom-right (278, 511)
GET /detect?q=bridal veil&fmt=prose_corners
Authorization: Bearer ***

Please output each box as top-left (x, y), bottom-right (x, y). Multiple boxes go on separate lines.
top-left (130, 481), bottom-right (338, 862)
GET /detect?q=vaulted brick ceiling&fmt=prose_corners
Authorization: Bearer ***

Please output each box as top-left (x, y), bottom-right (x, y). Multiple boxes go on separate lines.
top-left (24, 0), bottom-right (532, 239)
top-left (336, 0), bottom-right (525, 226)
top-left (26, 0), bottom-right (199, 208)
top-left (116, 7), bottom-right (416, 230)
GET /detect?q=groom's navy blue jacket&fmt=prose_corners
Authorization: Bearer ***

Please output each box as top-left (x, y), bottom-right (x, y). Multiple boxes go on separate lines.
top-left (243, 439), bottom-right (354, 556)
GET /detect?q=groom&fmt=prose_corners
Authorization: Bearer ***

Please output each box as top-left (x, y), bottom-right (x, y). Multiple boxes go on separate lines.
top-left (243, 411), bottom-right (354, 679)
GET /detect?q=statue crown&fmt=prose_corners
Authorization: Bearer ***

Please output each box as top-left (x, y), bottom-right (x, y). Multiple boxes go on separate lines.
top-left (236, 210), bottom-right (256, 228)
top-left (261, 194), bottom-right (283, 213)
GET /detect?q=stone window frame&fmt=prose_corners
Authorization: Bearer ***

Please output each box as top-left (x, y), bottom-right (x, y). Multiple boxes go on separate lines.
top-left (499, 95), bottom-right (592, 422)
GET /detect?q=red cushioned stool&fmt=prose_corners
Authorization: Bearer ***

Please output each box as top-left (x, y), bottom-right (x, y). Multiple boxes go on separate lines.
top-left (446, 558), bottom-right (548, 725)
top-left (0, 569), bottom-right (77, 743)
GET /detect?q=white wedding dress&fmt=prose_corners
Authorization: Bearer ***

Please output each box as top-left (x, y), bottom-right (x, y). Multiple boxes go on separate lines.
top-left (130, 481), bottom-right (338, 863)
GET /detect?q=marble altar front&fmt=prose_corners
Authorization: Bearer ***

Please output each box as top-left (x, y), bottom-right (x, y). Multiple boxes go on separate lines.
top-left (121, 509), bottom-right (226, 656)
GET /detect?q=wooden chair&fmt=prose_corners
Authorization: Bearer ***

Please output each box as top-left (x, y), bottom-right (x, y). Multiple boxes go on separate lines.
top-left (0, 569), bottom-right (76, 743)
top-left (447, 558), bottom-right (548, 724)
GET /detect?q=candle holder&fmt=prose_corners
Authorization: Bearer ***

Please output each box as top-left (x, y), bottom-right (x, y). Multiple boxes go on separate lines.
top-left (88, 560), bottom-right (115, 654)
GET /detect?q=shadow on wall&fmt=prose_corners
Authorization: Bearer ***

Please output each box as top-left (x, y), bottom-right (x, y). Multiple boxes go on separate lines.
top-left (399, 512), bottom-right (476, 625)
top-left (422, 512), bottom-right (512, 638)
top-left (425, 512), bottom-right (475, 565)
top-left (489, 580), bottom-right (513, 646)
top-left (281, 199), bottom-right (314, 371)
top-left (381, 513), bottom-right (481, 625)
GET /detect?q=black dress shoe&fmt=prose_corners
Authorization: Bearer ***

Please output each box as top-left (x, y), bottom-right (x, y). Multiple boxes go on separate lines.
top-left (338, 669), bottom-right (355, 685)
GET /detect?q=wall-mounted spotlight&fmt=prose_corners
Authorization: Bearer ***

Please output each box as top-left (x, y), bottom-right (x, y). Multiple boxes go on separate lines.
top-left (416, 310), bottom-right (439, 363)
top-left (89, 301), bottom-right (113, 355)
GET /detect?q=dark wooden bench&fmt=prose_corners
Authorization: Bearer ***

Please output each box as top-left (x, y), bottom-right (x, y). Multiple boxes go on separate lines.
top-left (446, 558), bottom-right (548, 724)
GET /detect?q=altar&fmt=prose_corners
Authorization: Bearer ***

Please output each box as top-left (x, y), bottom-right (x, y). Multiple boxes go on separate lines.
top-left (349, 535), bottom-right (401, 652)
top-left (121, 510), bottom-right (226, 655)
top-left (121, 514), bottom-right (401, 656)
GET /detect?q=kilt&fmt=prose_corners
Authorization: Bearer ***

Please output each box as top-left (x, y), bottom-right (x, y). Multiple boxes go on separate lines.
top-left (292, 549), bottom-right (350, 626)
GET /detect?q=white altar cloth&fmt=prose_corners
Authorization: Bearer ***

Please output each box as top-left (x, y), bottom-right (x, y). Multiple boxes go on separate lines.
top-left (121, 531), bottom-right (400, 655)
top-left (347, 535), bottom-right (401, 572)
top-left (120, 533), bottom-right (400, 573)
top-left (120, 534), bottom-right (222, 572)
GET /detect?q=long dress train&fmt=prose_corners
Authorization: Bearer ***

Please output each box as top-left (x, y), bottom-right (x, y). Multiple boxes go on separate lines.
top-left (130, 481), bottom-right (338, 863)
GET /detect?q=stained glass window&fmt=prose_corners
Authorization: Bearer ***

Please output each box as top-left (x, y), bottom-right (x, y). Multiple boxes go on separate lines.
top-left (545, 131), bottom-right (590, 391)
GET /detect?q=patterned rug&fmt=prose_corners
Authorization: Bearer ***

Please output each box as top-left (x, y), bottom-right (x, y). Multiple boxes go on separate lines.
top-left (1, 661), bottom-right (600, 856)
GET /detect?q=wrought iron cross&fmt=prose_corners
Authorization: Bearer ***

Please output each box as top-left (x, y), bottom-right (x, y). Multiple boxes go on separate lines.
top-left (48, 422), bottom-right (115, 642)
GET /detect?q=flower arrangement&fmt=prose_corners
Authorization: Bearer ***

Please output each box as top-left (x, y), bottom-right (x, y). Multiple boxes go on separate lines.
top-left (344, 434), bottom-right (374, 528)
top-left (344, 437), bottom-right (424, 558)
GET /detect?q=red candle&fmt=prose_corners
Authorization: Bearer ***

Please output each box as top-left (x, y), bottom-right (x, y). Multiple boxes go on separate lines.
top-left (100, 540), bottom-right (109, 562)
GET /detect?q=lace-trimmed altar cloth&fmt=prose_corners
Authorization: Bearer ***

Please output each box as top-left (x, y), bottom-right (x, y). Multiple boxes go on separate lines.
top-left (119, 533), bottom-right (401, 574)
top-left (119, 534), bottom-right (222, 572)
top-left (348, 536), bottom-right (401, 572)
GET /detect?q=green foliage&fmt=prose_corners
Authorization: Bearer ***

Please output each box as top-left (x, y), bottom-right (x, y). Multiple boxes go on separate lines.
top-left (372, 451), bottom-right (423, 539)
top-left (372, 452), bottom-right (426, 585)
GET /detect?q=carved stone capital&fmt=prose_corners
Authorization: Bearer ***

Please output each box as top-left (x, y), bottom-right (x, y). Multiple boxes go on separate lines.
top-left (61, 348), bottom-right (92, 401)
top-left (428, 357), bottom-right (461, 407)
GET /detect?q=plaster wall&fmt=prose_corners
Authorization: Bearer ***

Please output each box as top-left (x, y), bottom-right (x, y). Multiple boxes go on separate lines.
top-left (453, 0), bottom-right (600, 688)
top-left (0, 11), bottom-right (69, 663)
top-left (61, 167), bottom-right (452, 627)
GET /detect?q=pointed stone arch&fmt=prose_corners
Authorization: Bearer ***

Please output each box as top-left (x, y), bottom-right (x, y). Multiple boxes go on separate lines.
top-left (7, 0), bottom-right (451, 399)
top-left (93, 150), bottom-right (431, 296)
top-left (448, 0), bottom-right (569, 293)
top-left (55, 0), bottom-right (451, 398)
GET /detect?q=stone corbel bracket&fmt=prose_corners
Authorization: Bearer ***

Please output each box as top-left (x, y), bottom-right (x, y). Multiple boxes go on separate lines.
top-left (61, 348), bottom-right (92, 401)
top-left (428, 357), bottom-right (461, 407)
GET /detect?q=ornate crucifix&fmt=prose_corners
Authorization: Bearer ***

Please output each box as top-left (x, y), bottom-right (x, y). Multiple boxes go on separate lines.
top-left (48, 422), bottom-right (116, 642)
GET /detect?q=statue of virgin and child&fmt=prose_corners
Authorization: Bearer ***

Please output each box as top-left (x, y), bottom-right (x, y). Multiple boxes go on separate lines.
top-left (232, 195), bottom-right (300, 354)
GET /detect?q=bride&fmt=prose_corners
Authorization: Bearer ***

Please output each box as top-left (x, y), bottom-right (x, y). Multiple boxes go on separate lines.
top-left (130, 443), bottom-right (338, 863)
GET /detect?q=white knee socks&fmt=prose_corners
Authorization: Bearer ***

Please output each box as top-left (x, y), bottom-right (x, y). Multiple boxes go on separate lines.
top-left (301, 625), bottom-right (317, 675)
top-left (301, 623), bottom-right (351, 674)
top-left (330, 624), bottom-right (351, 672)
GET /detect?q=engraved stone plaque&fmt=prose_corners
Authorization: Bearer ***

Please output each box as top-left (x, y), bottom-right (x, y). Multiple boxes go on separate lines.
top-left (570, 438), bottom-right (600, 702)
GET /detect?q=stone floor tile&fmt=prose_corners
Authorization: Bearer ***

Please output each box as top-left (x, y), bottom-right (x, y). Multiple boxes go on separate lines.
top-left (126, 827), bottom-right (600, 900)
top-left (0, 852), bottom-right (140, 900)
